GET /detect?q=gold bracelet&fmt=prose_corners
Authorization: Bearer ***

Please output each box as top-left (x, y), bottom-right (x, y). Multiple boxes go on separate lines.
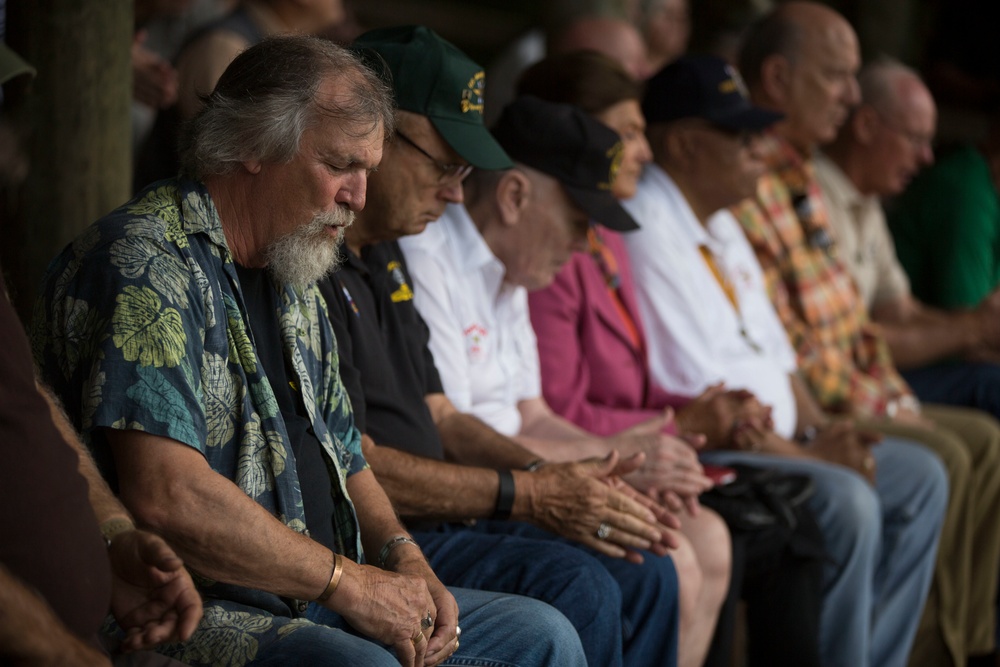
top-left (99, 517), bottom-right (135, 547)
top-left (316, 553), bottom-right (344, 602)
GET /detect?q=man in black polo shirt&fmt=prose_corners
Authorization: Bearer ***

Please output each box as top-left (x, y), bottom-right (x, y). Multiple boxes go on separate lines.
top-left (317, 26), bottom-right (684, 667)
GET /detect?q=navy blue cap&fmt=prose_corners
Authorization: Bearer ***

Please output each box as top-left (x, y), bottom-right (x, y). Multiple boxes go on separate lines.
top-left (492, 96), bottom-right (639, 232)
top-left (643, 55), bottom-right (784, 131)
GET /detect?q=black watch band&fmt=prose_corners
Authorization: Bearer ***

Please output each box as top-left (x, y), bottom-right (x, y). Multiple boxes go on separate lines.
top-left (492, 470), bottom-right (515, 520)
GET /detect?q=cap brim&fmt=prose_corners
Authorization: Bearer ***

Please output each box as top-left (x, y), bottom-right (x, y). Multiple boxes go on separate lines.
top-left (710, 107), bottom-right (784, 132)
top-left (431, 116), bottom-right (513, 171)
top-left (564, 185), bottom-right (639, 232)
top-left (0, 43), bottom-right (34, 84)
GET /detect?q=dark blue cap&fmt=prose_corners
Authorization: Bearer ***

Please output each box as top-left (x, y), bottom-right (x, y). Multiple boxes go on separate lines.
top-left (643, 55), bottom-right (784, 131)
top-left (492, 96), bottom-right (639, 232)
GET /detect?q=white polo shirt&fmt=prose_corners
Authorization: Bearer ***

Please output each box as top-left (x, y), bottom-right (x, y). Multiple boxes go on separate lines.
top-left (398, 203), bottom-right (541, 437)
top-left (621, 164), bottom-right (799, 438)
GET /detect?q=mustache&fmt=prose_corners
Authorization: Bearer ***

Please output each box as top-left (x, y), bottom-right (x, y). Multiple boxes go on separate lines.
top-left (312, 206), bottom-right (355, 231)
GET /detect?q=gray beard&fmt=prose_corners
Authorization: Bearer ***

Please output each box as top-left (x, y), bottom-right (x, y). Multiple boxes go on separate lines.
top-left (265, 207), bottom-right (354, 288)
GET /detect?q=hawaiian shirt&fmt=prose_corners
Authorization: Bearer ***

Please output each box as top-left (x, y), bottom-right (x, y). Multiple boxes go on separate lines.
top-left (731, 134), bottom-right (912, 416)
top-left (32, 179), bottom-right (366, 665)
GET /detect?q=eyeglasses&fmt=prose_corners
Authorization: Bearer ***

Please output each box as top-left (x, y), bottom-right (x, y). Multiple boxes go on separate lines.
top-left (875, 112), bottom-right (933, 152)
top-left (394, 130), bottom-right (474, 184)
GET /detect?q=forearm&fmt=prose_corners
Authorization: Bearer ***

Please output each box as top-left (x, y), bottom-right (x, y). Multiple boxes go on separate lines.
top-left (365, 443), bottom-right (500, 521)
top-left (108, 430), bottom-right (332, 602)
top-left (789, 373), bottom-right (830, 434)
top-left (435, 410), bottom-right (538, 469)
top-left (877, 310), bottom-right (979, 369)
top-left (39, 384), bottom-right (131, 526)
top-left (0, 564), bottom-right (109, 665)
top-left (346, 469), bottom-right (418, 566)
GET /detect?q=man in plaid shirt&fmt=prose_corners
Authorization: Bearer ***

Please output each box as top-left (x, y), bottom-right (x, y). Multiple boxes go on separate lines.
top-left (733, 3), bottom-right (1000, 666)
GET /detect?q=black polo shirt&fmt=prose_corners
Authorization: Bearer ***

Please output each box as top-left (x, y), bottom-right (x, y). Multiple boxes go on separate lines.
top-left (318, 241), bottom-right (445, 461)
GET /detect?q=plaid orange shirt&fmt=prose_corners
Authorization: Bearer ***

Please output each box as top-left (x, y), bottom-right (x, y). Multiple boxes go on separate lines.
top-left (731, 134), bottom-right (912, 416)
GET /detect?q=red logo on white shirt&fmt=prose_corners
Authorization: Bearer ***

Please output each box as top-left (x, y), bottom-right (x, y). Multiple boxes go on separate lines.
top-left (464, 323), bottom-right (488, 362)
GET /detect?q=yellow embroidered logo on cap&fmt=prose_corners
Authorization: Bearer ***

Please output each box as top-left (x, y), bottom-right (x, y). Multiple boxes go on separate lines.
top-left (719, 65), bottom-right (750, 99)
top-left (461, 71), bottom-right (486, 115)
top-left (599, 140), bottom-right (625, 190)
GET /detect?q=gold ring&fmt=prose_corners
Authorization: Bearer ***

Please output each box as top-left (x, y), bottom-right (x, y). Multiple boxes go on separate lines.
top-left (412, 632), bottom-right (427, 645)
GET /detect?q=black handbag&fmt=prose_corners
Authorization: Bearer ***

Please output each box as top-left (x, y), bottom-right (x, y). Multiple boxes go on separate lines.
top-left (699, 463), bottom-right (827, 571)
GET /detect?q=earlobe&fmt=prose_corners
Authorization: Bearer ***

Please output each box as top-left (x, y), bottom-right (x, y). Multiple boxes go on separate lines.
top-left (243, 160), bottom-right (262, 175)
top-left (498, 171), bottom-right (530, 226)
top-left (760, 55), bottom-right (790, 105)
top-left (853, 106), bottom-right (878, 145)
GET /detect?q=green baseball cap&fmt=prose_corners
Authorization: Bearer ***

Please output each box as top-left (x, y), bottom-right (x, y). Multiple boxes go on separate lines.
top-left (352, 25), bottom-right (512, 171)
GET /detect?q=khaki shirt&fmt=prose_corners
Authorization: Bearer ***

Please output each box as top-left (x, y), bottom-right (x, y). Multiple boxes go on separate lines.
top-left (815, 151), bottom-right (911, 310)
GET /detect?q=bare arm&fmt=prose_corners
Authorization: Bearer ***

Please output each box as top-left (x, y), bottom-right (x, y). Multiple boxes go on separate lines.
top-left (107, 428), bottom-right (334, 600)
top-left (513, 397), bottom-right (610, 461)
top-left (40, 387), bottom-right (202, 649)
top-left (790, 372), bottom-right (830, 435)
top-left (0, 564), bottom-right (111, 666)
top-left (872, 294), bottom-right (983, 369)
top-left (426, 393), bottom-right (538, 469)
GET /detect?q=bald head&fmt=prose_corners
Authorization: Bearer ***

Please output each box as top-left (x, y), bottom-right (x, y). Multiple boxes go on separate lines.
top-left (551, 16), bottom-right (651, 80)
top-left (827, 59), bottom-right (935, 195)
top-left (739, 1), bottom-right (860, 150)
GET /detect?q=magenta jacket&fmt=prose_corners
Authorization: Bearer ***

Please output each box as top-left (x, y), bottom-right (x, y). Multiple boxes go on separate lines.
top-left (528, 229), bottom-right (691, 437)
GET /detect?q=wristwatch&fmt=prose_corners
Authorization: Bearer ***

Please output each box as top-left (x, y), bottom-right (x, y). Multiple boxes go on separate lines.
top-left (885, 395), bottom-right (921, 419)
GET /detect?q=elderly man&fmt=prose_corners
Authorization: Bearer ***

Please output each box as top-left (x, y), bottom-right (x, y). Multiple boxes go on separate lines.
top-left (819, 60), bottom-right (1000, 437)
top-left (622, 54), bottom-right (947, 667)
top-left (733, 3), bottom-right (1000, 665)
top-left (317, 26), bottom-right (680, 667)
top-left (32, 36), bottom-right (585, 667)
top-left (400, 95), bottom-right (732, 667)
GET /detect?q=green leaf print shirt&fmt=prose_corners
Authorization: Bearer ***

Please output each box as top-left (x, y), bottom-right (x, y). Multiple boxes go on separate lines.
top-left (32, 179), bottom-right (366, 662)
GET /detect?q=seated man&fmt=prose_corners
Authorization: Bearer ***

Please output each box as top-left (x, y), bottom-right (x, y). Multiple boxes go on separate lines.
top-left (817, 59), bottom-right (1000, 422)
top-left (2, 262), bottom-right (202, 663)
top-left (887, 110), bottom-right (1000, 314)
top-left (318, 26), bottom-right (681, 667)
top-left (32, 36), bottom-right (585, 667)
top-left (400, 95), bottom-right (731, 667)
top-left (733, 3), bottom-right (1000, 665)
top-left (620, 54), bottom-right (948, 667)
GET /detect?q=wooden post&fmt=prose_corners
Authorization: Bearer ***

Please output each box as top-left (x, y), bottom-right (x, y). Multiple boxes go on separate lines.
top-left (3, 0), bottom-right (132, 319)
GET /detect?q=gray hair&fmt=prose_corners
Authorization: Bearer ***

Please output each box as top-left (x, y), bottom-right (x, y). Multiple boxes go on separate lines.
top-left (858, 56), bottom-right (921, 117)
top-left (180, 35), bottom-right (395, 179)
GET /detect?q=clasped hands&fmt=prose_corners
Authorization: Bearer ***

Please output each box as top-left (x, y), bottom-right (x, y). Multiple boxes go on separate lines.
top-left (319, 546), bottom-right (459, 667)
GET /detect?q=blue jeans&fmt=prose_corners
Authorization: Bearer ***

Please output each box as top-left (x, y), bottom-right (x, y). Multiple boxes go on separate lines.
top-left (419, 521), bottom-right (679, 667)
top-left (247, 587), bottom-right (585, 666)
top-left (903, 360), bottom-right (1000, 421)
top-left (702, 437), bottom-right (947, 667)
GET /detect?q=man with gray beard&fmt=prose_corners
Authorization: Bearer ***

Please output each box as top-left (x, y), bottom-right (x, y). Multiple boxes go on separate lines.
top-left (30, 35), bottom-right (587, 667)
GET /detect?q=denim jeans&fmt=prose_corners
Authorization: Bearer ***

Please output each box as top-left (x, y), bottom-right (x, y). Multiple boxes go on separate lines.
top-left (701, 437), bottom-right (948, 667)
top-left (247, 587), bottom-right (586, 666)
top-left (903, 360), bottom-right (1000, 421)
top-left (419, 521), bottom-right (679, 667)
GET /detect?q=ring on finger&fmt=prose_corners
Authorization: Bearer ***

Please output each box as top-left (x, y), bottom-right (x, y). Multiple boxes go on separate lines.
top-left (412, 632), bottom-right (427, 645)
top-left (421, 611), bottom-right (433, 630)
top-left (596, 522), bottom-right (612, 540)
